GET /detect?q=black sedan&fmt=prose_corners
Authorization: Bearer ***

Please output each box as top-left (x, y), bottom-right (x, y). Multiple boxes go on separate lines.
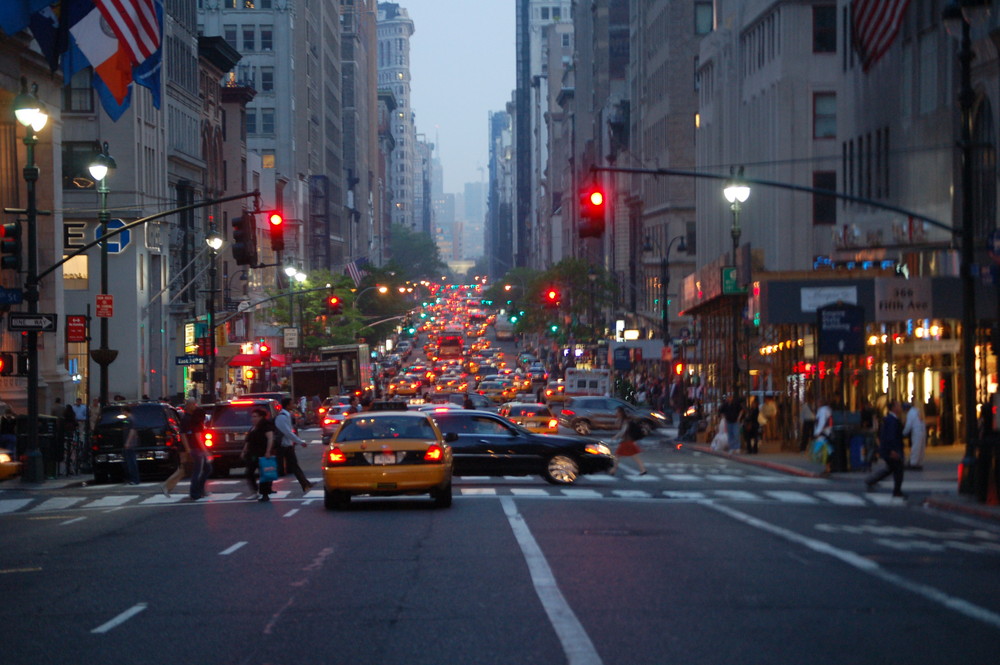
top-left (429, 410), bottom-right (614, 485)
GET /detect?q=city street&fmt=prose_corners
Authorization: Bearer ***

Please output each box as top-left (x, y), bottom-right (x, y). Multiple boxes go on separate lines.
top-left (2, 428), bottom-right (998, 665)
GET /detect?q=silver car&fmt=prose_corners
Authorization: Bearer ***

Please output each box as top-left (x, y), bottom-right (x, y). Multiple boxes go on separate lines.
top-left (556, 396), bottom-right (669, 436)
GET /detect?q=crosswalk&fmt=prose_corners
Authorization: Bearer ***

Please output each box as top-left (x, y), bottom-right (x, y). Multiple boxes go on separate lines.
top-left (0, 473), bottom-right (924, 514)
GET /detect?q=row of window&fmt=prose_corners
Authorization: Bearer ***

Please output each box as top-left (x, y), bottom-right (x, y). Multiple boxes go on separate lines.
top-left (199, 0), bottom-right (274, 9)
top-left (223, 24), bottom-right (273, 52)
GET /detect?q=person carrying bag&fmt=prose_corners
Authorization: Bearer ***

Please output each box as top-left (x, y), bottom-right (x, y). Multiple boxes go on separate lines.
top-left (241, 407), bottom-right (275, 502)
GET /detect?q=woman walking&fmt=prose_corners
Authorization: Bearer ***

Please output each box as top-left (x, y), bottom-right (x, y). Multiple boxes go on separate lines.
top-left (241, 407), bottom-right (275, 502)
top-left (610, 418), bottom-right (647, 476)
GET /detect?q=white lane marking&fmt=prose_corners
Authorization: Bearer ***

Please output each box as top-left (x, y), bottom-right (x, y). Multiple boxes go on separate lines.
top-left (0, 499), bottom-right (33, 513)
top-left (612, 490), bottom-right (652, 499)
top-left (461, 488), bottom-right (497, 496)
top-left (560, 489), bottom-right (602, 499)
top-left (703, 501), bottom-right (1000, 631)
top-left (816, 491), bottom-right (867, 506)
top-left (510, 488), bottom-right (549, 496)
top-left (283, 509), bottom-right (300, 518)
top-left (31, 497), bottom-right (84, 512)
top-left (500, 497), bottom-right (602, 665)
top-left (663, 491), bottom-right (707, 500)
top-left (765, 490), bottom-right (819, 504)
top-left (713, 490), bottom-right (764, 502)
top-left (709, 475), bottom-right (743, 482)
top-left (140, 495), bottom-right (184, 505)
top-left (219, 541), bottom-right (247, 556)
top-left (85, 496), bottom-right (137, 508)
top-left (60, 516), bottom-right (87, 526)
top-left (91, 603), bottom-right (148, 634)
top-left (665, 474), bottom-right (700, 482)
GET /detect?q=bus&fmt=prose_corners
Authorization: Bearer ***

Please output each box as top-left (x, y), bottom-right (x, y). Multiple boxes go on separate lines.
top-left (494, 315), bottom-right (515, 341)
top-left (436, 330), bottom-right (464, 358)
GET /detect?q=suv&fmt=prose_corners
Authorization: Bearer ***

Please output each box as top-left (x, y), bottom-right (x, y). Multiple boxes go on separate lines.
top-left (91, 402), bottom-right (184, 483)
top-left (205, 398), bottom-right (281, 476)
top-left (557, 396), bottom-right (670, 436)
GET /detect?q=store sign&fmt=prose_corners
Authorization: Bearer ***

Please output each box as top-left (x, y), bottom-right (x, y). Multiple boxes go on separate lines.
top-left (874, 277), bottom-right (932, 322)
top-left (800, 286), bottom-right (857, 313)
top-left (817, 303), bottom-right (865, 356)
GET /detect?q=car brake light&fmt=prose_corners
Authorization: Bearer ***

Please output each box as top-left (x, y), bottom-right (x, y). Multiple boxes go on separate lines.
top-left (424, 444), bottom-right (444, 461)
top-left (547, 418), bottom-right (558, 429)
top-left (318, 407), bottom-right (327, 415)
top-left (231, 399), bottom-right (256, 405)
top-left (561, 409), bottom-right (575, 417)
top-left (327, 447), bottom-right (347, 464)
top-left (203, 432), bottom-right (215, 447)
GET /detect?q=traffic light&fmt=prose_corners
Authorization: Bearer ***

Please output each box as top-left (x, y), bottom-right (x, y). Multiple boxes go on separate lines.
top-left (231, 214), bottom-right (257, 266)
top-left (267, 211), bottom-right (284, 252)
top-left (543, 288), bottom-right (560, 309)
top-left (0, 353), bottom-right (12, 376)
top-left (326, 294), bottom-right (343, 315)
top-left (259, 342), bottom-right (271, 361)
top-left (1, 222), bottom-right (22, 271)
top-left (579, 185), bottom-right (607, 238)
top-left (244, 368), bottom-right (256, 381)
top-left (673, 361), bottom-right (685, 376)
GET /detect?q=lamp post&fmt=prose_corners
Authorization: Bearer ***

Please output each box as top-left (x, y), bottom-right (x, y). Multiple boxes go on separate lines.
top-left (643, 234), bottom-right (687, 349)
top-left (353, 284), bottom-right (388, 311)
top-left (724, 170), bottom-right (750, 396)
top-left (943, 0), bottom-right (990, 495)
top-left (11, 78), bottom-right (48, 481)
top-left (87, 142), bottom-right (118, 407)
top-left (205, 225), bottom-right (223, 403)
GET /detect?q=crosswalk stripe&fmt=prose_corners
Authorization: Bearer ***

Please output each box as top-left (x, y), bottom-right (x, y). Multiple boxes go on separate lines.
top-left (816, 491), bottom-right (867, 506)
top-left (140, 495), bottom-right (184, 505)
top-left (510, 488), bottom-right (548, 496)
top-left (0, 499), bottom-right (33, 513)
top-left (31, 497), bottom-right (84, 512)
top-left (85, 495), bottom-right (138, 508)
top-left (461, 488), bottom-right (497, 495)
top-left (707, 475), bottom-right (743, 482)
top-left (765, 490), bottom-right (819, 503)
top-left (612, 490), bottom-right (652, 499)
top-left (665, 474), bottom-right (701, 482)
top-left (561, 488), bottom-right (602, 498)
top-left (663, 491), bottom-right (707, 500)
top-left (714, 490), bottom-right (764, 501)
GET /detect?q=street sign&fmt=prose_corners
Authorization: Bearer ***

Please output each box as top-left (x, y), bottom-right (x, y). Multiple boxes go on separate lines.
top-left (66, 315), bottom-right (87, 343)
top-left (283, 327), bottom-right (299, 349)
top-left (175, 354), bottom-right (204, 366)
top-left (96, 294), bottom-right (113, 318)
top-left (8, 313), bottom-right (57, 332)
top-left (0, 287), bottom-right (23, 305)
top-left (95, 218), bottom-right (131, 254)
top-left (817, 303), bottom-right (865, 355)
top-left (721, 267), bottom-right (746, 294)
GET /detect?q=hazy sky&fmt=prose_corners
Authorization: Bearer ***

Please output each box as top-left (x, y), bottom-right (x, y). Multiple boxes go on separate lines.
top-left (404, 0), bottom-right (515, 194)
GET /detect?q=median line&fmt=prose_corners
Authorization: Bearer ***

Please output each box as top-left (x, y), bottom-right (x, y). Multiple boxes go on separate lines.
top-left (219, 541), bottom-right (248, 556)
top-left (91, 602), bottom-right (148, 634)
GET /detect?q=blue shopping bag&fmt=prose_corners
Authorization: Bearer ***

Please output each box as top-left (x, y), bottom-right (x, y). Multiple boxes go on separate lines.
top-left (259, 456), bottom-right (278, 483)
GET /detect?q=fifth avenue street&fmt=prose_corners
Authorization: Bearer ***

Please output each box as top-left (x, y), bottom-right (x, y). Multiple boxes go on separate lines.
top-left (1, 431), bottom-right (998, 665)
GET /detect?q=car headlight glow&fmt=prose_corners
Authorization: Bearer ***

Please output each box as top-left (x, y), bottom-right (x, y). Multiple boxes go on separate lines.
top-left (584, 443), bottom-right (612, 456)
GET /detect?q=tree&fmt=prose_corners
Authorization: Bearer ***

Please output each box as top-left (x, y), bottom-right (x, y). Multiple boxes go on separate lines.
top-left (387, 224), bottom-right (450, 282)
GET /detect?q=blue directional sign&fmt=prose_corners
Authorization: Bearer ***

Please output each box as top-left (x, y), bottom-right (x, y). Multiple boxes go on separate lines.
top-left (0, 287), bottom-right (23, 305)
top-left (95, 218), bottom-right (131, 254)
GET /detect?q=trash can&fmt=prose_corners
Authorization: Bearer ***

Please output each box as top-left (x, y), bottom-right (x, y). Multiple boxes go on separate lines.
top-left (16, 415), bottom-right (59, 483)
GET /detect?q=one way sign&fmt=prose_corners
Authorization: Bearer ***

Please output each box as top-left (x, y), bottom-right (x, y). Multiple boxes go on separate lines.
top-left (8, 313), bottom-right (58, 332)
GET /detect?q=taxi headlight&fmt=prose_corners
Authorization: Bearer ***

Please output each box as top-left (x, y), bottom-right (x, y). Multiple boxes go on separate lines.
top-left (651, 412), bottom-right (667, 421)
top-left (584, 443), bottom-right (612, 456)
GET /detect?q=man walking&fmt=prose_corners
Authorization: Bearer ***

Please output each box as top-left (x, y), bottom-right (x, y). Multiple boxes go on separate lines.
top-left (866, 399), bottom-right (906, 499)
top-left (274, 397), bottom-right (313, 495)
top-left (181, 398), bottom-right (209, 500)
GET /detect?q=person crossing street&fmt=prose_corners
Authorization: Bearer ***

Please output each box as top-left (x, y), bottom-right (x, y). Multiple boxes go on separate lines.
top-left (274, 397), bottom-right (313, 495)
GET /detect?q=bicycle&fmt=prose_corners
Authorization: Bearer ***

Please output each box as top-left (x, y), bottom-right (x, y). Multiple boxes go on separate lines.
top-left (63, 424), bottom-right (89, 476)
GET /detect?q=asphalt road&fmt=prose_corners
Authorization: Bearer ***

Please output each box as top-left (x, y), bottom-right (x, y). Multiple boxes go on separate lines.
top-left (1, 425), bottom-right (999, 665)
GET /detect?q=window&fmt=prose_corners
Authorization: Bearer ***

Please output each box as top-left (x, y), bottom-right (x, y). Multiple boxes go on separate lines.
top-left (63, 68), bottom-right (94, 113)
top-left (562, 33), bottom-right (570, 48)
top-left (246, 109), bottom-right (256, 134)
top-left (242, 26), bottom-right (255, 51)
top-left (260, 26), bottom-right (273, 50)
top-left (813, 171), bottom-right (837, 225)
top-left (223, 25), bottom-right (237, 49)
top-left (813, 5), bottom-right (836, 53)
top-left (813, 92), bottom-right (836, 139)
top-left (695, 2), bottom-right (713, 35)
top-left (260, 67), bottom-right (273, 92)
top-left (262, 151), bottom-right (275, 168)
top-left (261, 108), bottom-right (275, 134)
top-left (541, 7), bottom-right (549, 20)
top-left (62, 142), bottom-right (100, 190)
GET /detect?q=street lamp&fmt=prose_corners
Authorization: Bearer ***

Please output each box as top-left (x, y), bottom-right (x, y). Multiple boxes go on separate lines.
top-left (943, 0), bottom-right (990, 495)
top-left (724, 168), bottom-right (750, 396)
top-left (353, 284), bottom-right (388, 311)
top-left (205, 224), bottom-right (223, 402)
top-left (643, 234), bottom-right (687, 349)
top-left (11, 77), bottom-right (48, 482)
top-left (87, 142), bottom-right (118, 407)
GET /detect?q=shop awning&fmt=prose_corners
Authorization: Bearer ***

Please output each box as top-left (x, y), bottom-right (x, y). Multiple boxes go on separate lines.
top-left (227, 353), bottom-right (287, 368)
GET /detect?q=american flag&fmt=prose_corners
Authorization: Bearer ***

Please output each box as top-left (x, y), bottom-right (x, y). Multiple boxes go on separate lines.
top-left (345, 257), bottom-right (369, 287)
top-left (852, 0), bottom-right (911, 72)
top-left (95, 0), bottom-right (160, 66)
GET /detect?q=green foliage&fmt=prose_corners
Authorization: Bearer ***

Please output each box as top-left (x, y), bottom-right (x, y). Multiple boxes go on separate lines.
top-left (388, 224), bottom-right (451, 282)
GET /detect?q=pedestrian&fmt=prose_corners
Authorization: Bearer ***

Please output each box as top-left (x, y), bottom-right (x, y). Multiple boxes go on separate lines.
top-left (761, 396), bottom-right (778, 441)
top-left (743, 397), bottom-right (761, 454)
top-left (813, 399), bottom-right (833, 441)
top-left (866, 399), bottom-right (907, 498)
top-left (799, 400), bottom-right (815, 452)
top-left (274, 397), bottom-right (313, 495)
top-left (610, 417), bottom-right (647, 475)
top-left (180, 398), bottom-right (210, 500)
top-left (160, 405), bottom-right (194, 498)
top-left (903, 401), bottom-right (927, 470)
top-left (242, 407), bottom-right (275, 502)
top-left (121, 407), bottom-right (141, 485)
top-left (720, 394), bottom-right (744, 454)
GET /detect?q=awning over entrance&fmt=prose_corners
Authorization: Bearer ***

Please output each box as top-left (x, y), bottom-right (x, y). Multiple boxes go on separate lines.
top-left (227, 353), bottom-right (287, 368)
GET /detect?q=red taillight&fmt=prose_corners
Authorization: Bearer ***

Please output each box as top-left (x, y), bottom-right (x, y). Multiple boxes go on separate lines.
top-left (203, 432), bottom-right (215, 448)
top-left (318, 407), bottom-right (327, 415)
top-left (327, 447), bottom-right (347, 464)
top-left (424, 444), bottom-right (444, 462)
top-left (547, 418), bottom-right (558, 430)
top-left (560, 409), bottom-right (575, 417)
top-left (231, 399), bottom-right (256, 405)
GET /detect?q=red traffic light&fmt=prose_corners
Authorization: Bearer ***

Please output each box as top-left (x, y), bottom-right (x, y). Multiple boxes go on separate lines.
top-left (259, 342), bottom-right (270, 354)
top-left (579, 186), bottom-right (607, 238)
top-left (588, 190), bottom-right (604, 206)
top-left (267, 211), bottom-right (285, 252)
top-left (546, 290), bottom-right (558, 301)
top-left (267, 212), bottom-right (283, 227)
top-left (244, 368), bottom-right (256, 380)
top-left (327, 294), bottom-right (343, 314)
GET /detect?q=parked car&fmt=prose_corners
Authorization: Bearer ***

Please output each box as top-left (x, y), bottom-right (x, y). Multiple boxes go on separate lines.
top-left (430, 410), bottom-right (614, 485)
top-left (322, 411), bottom-right (455, 510)
top-left (204, 398), bottom-right (281, 476)
top-left (498, 402), bottom-right (559, 434)
top-left (557, 396), bottom-right (670, 436)
top-left (90, 401), bottom-right (184, 483)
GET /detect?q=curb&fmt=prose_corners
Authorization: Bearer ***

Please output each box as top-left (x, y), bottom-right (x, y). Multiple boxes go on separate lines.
top-left (923, 496), bottom-right (1000, 523)
top-left (687, 444), bottom-right (825, 478)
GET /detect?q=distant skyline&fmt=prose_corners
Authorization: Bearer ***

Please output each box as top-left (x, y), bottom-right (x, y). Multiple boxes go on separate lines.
top-left (403, 0), bottom-right (515, 194)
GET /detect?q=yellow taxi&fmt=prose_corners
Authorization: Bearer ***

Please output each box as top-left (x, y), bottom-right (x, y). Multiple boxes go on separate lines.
top-left (0, 448), bottom-right (21, 481)
top-left (498, 402), bottom-right (559, 434)
top-left (434, 374), bottom-right (469, 395)
top-left (476, 380), bottom-right (515, 404)
top-left (323, 410), bottom-right (454, 509)
top-left (390, 374), bottom-right (423, 397)
top-left (543, 380), bottom-right (567, 404)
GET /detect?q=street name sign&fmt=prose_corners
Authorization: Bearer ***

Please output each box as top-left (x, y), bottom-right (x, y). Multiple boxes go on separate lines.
top-left (0, 287), bottom-right (23, 305)
top-left (8, 313), bottom-right (57, 332)
top-left (176, 354), bottom-right (204, 366)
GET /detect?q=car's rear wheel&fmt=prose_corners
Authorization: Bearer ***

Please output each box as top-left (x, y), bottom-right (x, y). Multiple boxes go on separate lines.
top-left (324, 489), bottom-right (351, 510)
top-left (543, 455), bottom-right (580, 485)
top-left (572, 419), bottom-right (591, 436)
top-left (431, 480), bottom-right (452, 508)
